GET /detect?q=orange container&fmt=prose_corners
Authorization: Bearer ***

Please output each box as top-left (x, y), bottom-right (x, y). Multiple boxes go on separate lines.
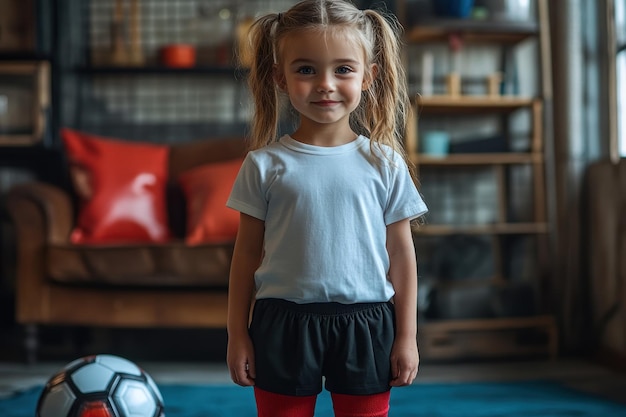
top-left (160, 44), bottom-right (196, 68)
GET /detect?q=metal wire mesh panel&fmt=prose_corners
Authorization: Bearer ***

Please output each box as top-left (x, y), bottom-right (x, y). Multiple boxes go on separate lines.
top-left (85, 75), bottom-right (242, 122)
top-left (87, 0), bottom-right (297, 66)
top-left (69, 0), bottom-right (297, 142)
top-left (419, 166), bottom-right (500, 226)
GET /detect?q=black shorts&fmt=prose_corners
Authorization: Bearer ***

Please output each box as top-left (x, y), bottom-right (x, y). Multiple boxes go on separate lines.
top-left (249, 298), bottom-right (396, 396)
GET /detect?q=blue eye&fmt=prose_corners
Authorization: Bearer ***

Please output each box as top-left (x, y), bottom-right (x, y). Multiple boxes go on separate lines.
top-left (297, 66), bottom-right (315, 74)
top-left (336, 66), bottom-right (353, 74)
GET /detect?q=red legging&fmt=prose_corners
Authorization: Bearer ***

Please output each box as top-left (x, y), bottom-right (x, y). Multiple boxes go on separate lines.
top-left (254, 387), bottom-right (390, 417)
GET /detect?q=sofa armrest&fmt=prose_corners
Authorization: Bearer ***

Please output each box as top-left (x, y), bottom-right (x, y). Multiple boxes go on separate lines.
top-left (6, 182), bottom-right (75, 324)
top-left (7, 182), bottom-right (74, 246)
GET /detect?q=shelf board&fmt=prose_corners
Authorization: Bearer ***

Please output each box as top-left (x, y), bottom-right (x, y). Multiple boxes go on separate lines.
top-left (416, 96), bottom-right (537, 114)
top-left (0, 144), bottom-right (58, 168)
top-left (406, 19), bottom-right (539, 44)
top-left (421, 315), bottom-right (556, 333)
top-left (0, 52), bottom-right (52, 61)
top-left (412, 152), bottom-right (542, 165)
top-left (412, 223), bottom-right (549, 235)
top-left (76, 65), bottom-right (245, 77)
top-left (0, 134), bottom-right (43, 146)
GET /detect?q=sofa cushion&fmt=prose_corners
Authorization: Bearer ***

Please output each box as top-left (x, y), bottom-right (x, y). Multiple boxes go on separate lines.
top-left (168, 137), bottom-right (247, 178)
top-left (167, 138), bottom-right (247, 239)
top-left (47, 242), bottom-right (233, 288)
top-left (62, 129), bottom-right (171, 244)
top-left (178, 158), bottom-right (243, 245)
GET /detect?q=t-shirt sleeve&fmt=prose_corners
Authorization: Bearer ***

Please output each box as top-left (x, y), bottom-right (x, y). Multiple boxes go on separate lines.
top-left (384, 154), bottom-right (428, 225)
top-left (226, 153), bottom-right (267, 221)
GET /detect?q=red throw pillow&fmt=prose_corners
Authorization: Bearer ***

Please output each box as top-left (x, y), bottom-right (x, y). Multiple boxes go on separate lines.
top-left (62, 128), bottom-right (171, 244)
top-left (177, 158), bottom-right (243, 245)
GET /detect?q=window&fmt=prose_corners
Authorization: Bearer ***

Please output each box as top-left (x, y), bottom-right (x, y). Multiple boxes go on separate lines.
top-left (617, 1), bottom-right (626, 156)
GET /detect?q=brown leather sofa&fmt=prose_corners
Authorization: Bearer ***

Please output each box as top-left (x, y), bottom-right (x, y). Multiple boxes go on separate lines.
top-left (6, 138), bottom-right (246, 362)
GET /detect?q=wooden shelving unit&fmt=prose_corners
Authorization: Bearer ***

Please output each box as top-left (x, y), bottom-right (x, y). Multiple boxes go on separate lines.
top-left (398, 0), bottom-right (556, 360)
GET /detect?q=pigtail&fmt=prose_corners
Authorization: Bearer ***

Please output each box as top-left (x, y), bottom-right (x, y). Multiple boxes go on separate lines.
top-left (361, 9), bottom-right (417, 184)
top-left (246, 14), bottom-right (281, 150)
top-left (361, 10), bottom-right (410, 152)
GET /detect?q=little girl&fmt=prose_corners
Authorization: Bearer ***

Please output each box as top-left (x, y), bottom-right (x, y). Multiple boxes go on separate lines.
top-left (226, 1), bottom-right (427, 416)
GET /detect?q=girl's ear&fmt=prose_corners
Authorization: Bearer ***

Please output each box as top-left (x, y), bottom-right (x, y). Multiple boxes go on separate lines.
top-left (362, 63), bottom-right (378, 91)
top-left (273, 65), bottom-right (287, 91)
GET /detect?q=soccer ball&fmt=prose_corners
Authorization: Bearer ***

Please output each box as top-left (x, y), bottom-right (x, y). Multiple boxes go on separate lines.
top-left (36, 354), bottom-right (165, 417)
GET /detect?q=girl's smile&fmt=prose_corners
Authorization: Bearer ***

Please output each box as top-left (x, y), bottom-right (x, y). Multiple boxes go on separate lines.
top-left (312, 100), bottom-right (340, 106)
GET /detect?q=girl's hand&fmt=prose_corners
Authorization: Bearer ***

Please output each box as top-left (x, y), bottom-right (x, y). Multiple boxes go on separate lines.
top-left (389, 336), bottom-right (419, 387)
top-left (226, 213), bottom-right (264, 387)
top-left (227, 333), bottom-right (256, 386)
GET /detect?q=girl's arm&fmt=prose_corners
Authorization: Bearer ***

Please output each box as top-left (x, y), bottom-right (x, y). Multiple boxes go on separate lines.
top-left (227, 212), bottom-right (265, 386)
top-left (386, 218), bottom-right (419, 387)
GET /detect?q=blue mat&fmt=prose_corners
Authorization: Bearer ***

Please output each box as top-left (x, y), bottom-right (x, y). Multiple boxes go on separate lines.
top-left (2, 381), bottom-right (626, 416)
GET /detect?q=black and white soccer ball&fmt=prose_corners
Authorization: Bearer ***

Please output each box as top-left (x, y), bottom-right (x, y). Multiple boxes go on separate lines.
top-left (36, 354), bottom-right (165, 417)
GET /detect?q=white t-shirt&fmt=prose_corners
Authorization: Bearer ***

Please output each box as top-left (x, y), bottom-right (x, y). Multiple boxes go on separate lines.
top-left (227, 135), bottom-right (427, 304)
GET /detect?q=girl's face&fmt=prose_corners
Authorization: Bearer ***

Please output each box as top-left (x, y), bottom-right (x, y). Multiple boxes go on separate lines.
top-left (276, 29), bottom-right (372, 139)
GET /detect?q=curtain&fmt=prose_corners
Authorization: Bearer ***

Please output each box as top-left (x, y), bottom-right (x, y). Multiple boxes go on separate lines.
top-left (550, 0), bottom-right (617, 353)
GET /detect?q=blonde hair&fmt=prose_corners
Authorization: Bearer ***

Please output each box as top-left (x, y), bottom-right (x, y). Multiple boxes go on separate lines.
top-left (244, 0), bottom-right (413, 176)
